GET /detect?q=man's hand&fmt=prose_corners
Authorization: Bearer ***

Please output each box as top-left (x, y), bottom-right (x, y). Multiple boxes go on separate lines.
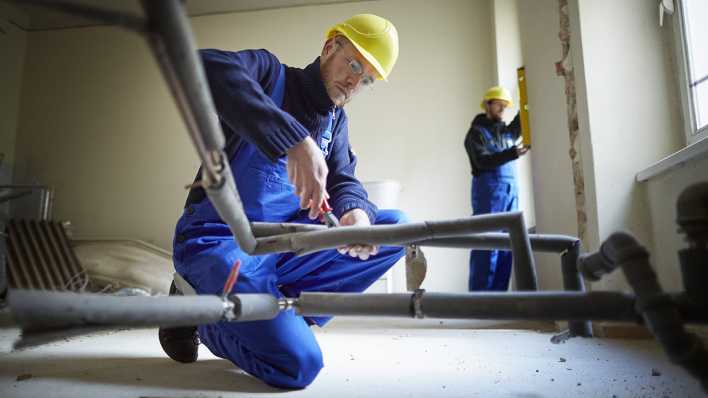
top-left (337, 208), bottom-right (378, 260)
top-left (516, 144), bottom-right (530, 157)
top-left (286, 137), bottom-right (329, 219)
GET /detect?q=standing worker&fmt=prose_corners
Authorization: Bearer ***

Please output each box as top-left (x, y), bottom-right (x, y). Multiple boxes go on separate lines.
top-left (464, 86), bottom-right (530, 291)
top-left (158, 14), bottom-right (407, 389)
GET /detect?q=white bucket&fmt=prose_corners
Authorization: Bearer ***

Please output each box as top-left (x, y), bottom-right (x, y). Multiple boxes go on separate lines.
top-left (362, 180), bottom-right (402, 209)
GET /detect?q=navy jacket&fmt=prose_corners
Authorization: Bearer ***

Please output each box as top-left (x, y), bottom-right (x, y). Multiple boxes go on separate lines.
top-left (185, 49), bottom-right (377, 223)
top-left (464, 113), bottom-right (521, 176)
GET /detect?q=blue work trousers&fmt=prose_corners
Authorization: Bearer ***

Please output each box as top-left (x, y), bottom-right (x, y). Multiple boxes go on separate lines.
top-left (173, 207), bottom-right (405, 389)
top-left (468, 172), bottom-right (518, 291)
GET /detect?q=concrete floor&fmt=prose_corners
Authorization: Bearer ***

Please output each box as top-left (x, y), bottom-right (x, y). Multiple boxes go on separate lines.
top-left (0, 318), bottom-right (704, 398)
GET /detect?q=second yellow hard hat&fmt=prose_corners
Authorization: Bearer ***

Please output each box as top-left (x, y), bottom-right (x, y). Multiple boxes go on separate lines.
top-left (480, 86), bottom-right (513, 109)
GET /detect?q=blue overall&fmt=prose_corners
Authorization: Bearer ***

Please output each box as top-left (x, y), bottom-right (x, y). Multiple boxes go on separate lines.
top-left (468, 126), bottom-right (518, 291)
top-left (172, 65), bottom-right (406, 389)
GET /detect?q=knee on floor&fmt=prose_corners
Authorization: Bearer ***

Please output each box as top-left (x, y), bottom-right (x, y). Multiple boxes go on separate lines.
top-left (376, 208), bottom-right (410, 225)
top-left (266, 343), bottom-right (324, 389)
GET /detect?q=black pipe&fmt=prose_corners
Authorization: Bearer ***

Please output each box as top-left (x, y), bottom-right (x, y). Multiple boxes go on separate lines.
top-left (561, 242), bottom-right (592, 336)
top-left (296, 291), bottom-right (639, 321)
top-left (578, 231), bottom-right (708, 392)
top-left (676, 182), bottom-right (708, 307)
top-left (413, 233), bottom-right (578, 252)
top-left (507, 215), bottom-right (538, 291)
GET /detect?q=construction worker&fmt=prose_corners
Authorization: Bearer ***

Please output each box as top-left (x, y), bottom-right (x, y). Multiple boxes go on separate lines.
top-left (464, 86), bottom-right (529, 291)
top-left (157, 14), bottom-right (406, 389)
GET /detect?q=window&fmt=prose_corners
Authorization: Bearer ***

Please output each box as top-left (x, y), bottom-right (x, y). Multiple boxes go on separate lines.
top-left (677, 0), bottom-right (708, 143)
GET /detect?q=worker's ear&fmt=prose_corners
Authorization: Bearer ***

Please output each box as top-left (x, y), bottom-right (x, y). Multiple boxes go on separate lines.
top-left (322, 37), bottom-right (338, 59)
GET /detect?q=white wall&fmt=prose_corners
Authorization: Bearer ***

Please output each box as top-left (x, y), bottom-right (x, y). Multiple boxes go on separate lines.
top-left (574, 0), bottom-right (685, 290)
top-left (14, 0), bottom-right (494, 293)
top-left (515, 0), bottom-right (579, 290)
top-left (639, 9), bottom-right (708, 292)
top-left (0, 3), bottom-right (27, 186)
top-left (491, 0), bottom-right (536, 230)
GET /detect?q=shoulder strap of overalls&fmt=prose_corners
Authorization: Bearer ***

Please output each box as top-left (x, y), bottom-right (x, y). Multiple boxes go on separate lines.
top-left (185, 64), bottom-right (286, 207)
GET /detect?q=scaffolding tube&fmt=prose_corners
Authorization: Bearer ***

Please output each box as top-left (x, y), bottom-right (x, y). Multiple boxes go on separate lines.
top-left (294, 291), bottom-right (639, 321)
top-left (254, 212), bottom-right (538, 291)
top-left (412, 233), bottom-right (578, 252)
top-left (7, 289), bottom-right (280, 331)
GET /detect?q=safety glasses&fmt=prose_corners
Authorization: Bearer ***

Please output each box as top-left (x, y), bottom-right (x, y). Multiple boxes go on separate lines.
top-left (345, 57), bottom-right (375, 87)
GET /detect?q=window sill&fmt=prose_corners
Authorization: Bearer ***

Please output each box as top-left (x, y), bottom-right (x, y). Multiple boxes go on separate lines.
top-left (636, 136), bottom-right (708, 182)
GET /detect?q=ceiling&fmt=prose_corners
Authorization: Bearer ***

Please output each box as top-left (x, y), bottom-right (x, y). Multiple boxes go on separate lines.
top-left (12, 0), bottom-right (363, 31)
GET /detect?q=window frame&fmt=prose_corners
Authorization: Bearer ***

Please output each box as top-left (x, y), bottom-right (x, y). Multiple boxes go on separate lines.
top-left (674, 0), bottom-right (708, 145)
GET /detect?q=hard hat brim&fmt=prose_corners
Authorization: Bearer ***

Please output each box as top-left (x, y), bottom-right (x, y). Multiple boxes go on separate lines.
top-left (480, 99), bottom-right (513, 109)
top-left (327, 27), bottom-right (389, 82)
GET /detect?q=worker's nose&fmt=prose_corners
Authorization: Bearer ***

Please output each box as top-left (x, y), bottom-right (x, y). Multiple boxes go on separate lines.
top-left (344, 73), bottom-right (363, 91)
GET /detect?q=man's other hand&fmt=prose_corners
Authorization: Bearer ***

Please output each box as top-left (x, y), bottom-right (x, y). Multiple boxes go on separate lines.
top-left (286, 137), bottom-right (329, 219)
top-left (516, 144), bottom-right (530, 157)
top-left (337, 209), bottom-right (378, 261)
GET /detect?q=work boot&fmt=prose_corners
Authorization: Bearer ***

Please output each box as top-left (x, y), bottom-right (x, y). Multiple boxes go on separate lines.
top-left (158, 281), bottom-right (200, 363)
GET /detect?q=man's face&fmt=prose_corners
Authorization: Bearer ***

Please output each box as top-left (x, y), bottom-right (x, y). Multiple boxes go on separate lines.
top-left (320, 37), bottom-right (377, 107)
top-left (485, 99), bottom-right (508, 122)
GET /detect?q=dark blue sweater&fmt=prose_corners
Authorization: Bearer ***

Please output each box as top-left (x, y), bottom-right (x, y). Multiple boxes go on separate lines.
top-left (186, 48), bottom-right (377, 222)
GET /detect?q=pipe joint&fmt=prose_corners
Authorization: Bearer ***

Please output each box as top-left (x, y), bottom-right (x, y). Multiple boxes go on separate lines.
top-left (411, 289), bottom-right (425, 319)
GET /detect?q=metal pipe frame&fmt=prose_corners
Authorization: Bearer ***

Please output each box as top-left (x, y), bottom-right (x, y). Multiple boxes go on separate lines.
top-left (6, 288), bottom-right (708, 335)
top-left (6, 0), bottom-right (592, 344)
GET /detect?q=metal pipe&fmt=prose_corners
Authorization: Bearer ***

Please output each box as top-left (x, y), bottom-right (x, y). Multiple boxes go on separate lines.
top-left (252, 222), bottom-right (327, 237)
top-left (413, 233), bottom-right (578, 252)
top-left (561, 242), bottom-right (592, 336)
top-left (9, 289), bottom-right (230, 331)
top-left (295, 291), bottom-right (639, 321)
top-left (676, 182), bottom-right (708, 307)
top-left (507, 213), bottom-right (537, 290)
top-left (296, 293), bottom-right (413, 318)
top-left (254, 212), bottom-right (538, 289)
top-left (578, 232), bottom-right (708, 392)
top-left (232, 293), bottom-right (281, 321)
top-left (253, 212), bottom-right (533, 255)
top-left (6, 289), bottom-right (281, 331)
top-left (204, 158), bottom-right (258, 253)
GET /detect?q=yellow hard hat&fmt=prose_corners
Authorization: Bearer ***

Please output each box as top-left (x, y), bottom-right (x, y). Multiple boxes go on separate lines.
top-left (326, 14), bottom-right (399, 81)
top-left (480, 86), bottom-right (513, 109)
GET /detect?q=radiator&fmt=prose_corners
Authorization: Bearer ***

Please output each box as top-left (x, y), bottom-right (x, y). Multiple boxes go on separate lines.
top-left (6, 220), bottom-right (87, 291)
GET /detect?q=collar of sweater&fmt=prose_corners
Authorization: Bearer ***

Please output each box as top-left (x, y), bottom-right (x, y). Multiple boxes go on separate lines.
top-left (472, 113), bottom-right (507, 130)
top-left (283, 56), bottom-right (336, 136)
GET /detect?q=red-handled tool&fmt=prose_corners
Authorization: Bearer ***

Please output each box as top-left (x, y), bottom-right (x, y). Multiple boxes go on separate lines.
top-left (222, 259), bottom-right (241, 299)
top-left (320, 198), bottom-right (340, 228)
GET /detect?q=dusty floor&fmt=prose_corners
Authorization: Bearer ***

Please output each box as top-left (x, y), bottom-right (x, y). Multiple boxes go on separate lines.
top-left (0, 318), bottom-right (704, 397)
